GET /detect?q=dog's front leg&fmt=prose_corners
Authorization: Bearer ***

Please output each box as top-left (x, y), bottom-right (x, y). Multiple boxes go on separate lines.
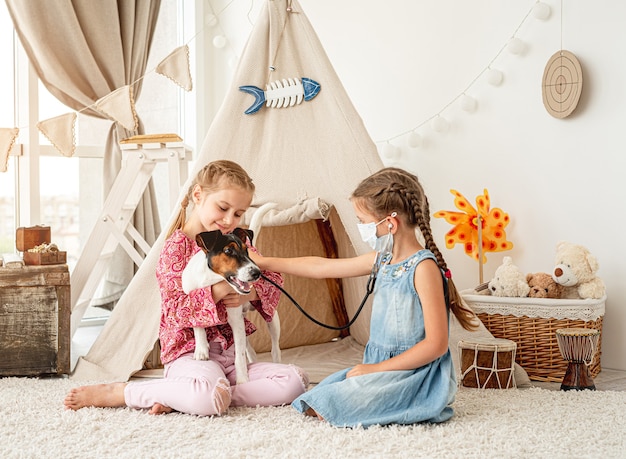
top-left (227, 305), bottom-right (249, 384)
top-left (267, 311), bottom-right (282, 363)
top-left (193, 327), bottom-right (210, 360)
top-left (245, 338), bottom-right (258, 364)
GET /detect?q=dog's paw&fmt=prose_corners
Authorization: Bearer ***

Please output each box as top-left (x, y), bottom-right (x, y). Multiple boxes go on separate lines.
top-left (194, 348), bottom-right (210, 360)
top-left (271, 348), bottom-right (282, 364)
top-left (235, 372), bottom-right (250, 385)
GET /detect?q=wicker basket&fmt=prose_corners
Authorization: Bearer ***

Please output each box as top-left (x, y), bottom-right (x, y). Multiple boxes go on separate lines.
top-left (462, 291), bottom-right (606, 382)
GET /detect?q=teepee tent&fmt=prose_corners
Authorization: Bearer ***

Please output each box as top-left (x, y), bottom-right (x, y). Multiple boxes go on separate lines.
top-left (72, 0), bottom-right (384, 381)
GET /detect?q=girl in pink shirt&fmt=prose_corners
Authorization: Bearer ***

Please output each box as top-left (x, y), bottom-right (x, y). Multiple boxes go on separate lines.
top-left (65, 160), bottom-right (308, 416)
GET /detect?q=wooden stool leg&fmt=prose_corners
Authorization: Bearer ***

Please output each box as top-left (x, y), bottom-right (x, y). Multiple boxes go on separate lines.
top-left (560, 361), bottom-right (596, 391)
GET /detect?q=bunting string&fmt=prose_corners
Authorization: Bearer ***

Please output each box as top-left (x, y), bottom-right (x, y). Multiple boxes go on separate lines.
top-left (375, 1), bottom-right (551, 158)
top-left (1, 0), bottom-right (551, 165)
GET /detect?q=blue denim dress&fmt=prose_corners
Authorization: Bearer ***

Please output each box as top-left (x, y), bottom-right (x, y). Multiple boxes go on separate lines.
top-left (291, 250), bottom-right (456, 428)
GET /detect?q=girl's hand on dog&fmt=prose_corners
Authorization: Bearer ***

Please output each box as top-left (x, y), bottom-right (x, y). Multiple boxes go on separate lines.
top-left (221, 290), bottom-right (258, 308)
top-left (211, 281), bottom-right (239, 303)
top-left (222, 292), bottom-right (244, 308)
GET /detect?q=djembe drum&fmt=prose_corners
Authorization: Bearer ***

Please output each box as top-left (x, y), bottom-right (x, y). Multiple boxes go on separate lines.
top-left (555, 328), bottom-right (600, 391)
top-left (458, 337), bottom-right (517, 389)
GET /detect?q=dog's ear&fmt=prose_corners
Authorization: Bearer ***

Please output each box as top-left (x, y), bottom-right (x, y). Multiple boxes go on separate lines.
top-left (195, 230), bottom-right (221, 253)
top-left (232, 227), bottom-right (253, 245)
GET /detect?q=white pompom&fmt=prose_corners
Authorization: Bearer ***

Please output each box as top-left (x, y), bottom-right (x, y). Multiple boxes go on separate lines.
top-left (382, 143), bottom-right (400, 160)
top-left (487, 68), bottom-right (504, 86)
top-left (507, 37), bottom-right (525, 55)
top-left (460, 95), bottom-right (477, 113)
top-left (532, 2), bottom-right (551, 20)
top-left (432, 116), bottom-right (449, 133)
top-left (213, 35), bottom-right (227, 49)
top-left (407, 132), bottom-right (423, 148)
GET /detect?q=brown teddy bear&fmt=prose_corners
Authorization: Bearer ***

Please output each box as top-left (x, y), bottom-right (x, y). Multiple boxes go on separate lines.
top-left (526, 272), bottom-right (564, 299)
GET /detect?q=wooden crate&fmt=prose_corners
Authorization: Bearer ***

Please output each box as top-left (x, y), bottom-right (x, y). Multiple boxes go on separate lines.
top-left (0, 264), bottom-right (70, 376)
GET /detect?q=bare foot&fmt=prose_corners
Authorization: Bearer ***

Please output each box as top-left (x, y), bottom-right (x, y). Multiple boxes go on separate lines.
top-left (64, 383), bottom-right (127, 411)
top-left (148, 403), bottom-right (173, 415)
top-left (304, 407), bottom-right (324, 421)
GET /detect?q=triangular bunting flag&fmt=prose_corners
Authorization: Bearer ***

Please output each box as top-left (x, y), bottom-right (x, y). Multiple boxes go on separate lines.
top-left (36, 113), bottom-right (77, 157)
top-left (156, 45), bottom-right (193, 91)
top-left (94, 85), bottom-right (138, 131)
top-left (0, 127), bottom-right (19, 172)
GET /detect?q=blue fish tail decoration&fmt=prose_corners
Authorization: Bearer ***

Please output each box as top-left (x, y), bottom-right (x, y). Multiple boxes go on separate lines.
top-left (301, 77), bottom-right (321, 101)
top-left (239, 85), bottom-right (266, 115)
top-left (239, 77), bottom-right (321, 115)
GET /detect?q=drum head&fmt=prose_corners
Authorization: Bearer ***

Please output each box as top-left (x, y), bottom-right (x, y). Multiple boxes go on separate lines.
top-left (459, 337), bottom-right (517, 351)
top-left (556, 327), bottom-right (599, 337)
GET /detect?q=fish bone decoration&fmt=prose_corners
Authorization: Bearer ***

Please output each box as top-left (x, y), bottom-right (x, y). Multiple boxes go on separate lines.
top-left (239, 77), bottom-right (321, 115)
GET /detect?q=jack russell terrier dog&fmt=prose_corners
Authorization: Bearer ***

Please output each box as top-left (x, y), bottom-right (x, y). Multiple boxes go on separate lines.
top-left (181, 205), bottom-right (281, 384)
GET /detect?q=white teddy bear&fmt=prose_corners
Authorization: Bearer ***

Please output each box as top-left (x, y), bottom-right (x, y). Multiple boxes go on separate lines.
top-left (488, 256), bottom-right (530, 297)
top-left (552, 241), bottom-right (605, 299)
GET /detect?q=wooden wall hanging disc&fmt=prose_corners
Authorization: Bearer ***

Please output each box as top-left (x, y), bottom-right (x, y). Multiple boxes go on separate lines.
top-left (542, 50), bottom-right (583, 118)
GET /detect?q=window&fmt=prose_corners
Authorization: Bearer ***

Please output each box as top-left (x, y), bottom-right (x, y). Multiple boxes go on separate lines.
top-left (0, 9), bottom-right (16, 254)
top-left (0, 0), bottom-right (193, 323)
top-left (0, 0), bottom-right (187, 254)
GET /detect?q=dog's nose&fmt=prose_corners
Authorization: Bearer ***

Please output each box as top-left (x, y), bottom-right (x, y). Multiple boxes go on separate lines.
top-left (248, 265), bottom-right (262, 280)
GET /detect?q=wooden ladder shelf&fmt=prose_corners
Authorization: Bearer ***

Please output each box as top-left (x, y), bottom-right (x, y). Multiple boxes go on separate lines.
top-left (70, 137), bottom-right (191, 336)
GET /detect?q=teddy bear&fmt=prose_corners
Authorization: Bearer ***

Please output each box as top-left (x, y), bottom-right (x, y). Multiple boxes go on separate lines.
top-left (526, 272), bottom-right (563, 299)
top-left (488, 256), bottom-right (530, 297)
top-left (552, 241), bottom-right (605, 299)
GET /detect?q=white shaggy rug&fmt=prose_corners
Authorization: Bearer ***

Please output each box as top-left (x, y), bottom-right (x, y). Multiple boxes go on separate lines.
top-left (1, 377), bottom-right (624, 458)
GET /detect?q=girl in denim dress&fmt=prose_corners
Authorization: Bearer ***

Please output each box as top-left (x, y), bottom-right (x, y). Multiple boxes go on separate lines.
top-left (253, 167), bottom-right (478, 427)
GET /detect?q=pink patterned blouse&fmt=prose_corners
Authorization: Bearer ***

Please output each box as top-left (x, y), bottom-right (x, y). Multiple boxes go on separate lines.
top-left (155, 229), bottom-right (283, 365)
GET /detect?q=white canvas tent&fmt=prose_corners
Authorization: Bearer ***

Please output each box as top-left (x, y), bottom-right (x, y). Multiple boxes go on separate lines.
top-left (72, 0), bottom-right (384, 381)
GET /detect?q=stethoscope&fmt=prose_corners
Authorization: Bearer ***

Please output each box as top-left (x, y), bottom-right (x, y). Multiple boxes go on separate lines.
top-left (260, 250), bottom-right (387, 331)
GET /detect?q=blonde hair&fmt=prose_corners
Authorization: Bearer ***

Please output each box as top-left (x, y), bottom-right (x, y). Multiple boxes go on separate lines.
top-left (166, 160), bottom-right (255, 239)
top-left (351, 167), bottom-right (478, 331)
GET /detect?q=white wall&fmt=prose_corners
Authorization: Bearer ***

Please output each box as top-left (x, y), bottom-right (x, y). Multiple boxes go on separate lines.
top-left (210, 0), bottom-right (626, 371)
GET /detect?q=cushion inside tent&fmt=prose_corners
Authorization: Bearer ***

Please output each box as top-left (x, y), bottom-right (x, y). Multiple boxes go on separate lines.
top-left (248, 207), bottom-right (358, 352)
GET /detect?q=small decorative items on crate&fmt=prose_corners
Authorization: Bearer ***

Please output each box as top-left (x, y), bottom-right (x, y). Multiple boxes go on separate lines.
top-left (16, 225), bottom-right (67, 265)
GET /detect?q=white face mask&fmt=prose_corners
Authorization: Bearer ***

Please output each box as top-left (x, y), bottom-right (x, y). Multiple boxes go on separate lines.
top-left (356, 213), bottom-right (396, 249)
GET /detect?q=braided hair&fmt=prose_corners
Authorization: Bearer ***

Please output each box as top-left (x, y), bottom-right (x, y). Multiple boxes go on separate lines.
top-left (351, 167), bottom-right (477, 331)
top-left (166, 160), bottom-right (255, 239)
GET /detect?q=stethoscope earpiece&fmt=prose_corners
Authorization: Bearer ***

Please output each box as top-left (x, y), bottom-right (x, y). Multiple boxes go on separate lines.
top-left (388, 211), bottom-right (397, 231)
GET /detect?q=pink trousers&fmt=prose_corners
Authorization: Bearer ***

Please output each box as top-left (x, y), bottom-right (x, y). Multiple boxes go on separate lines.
top-left (124, 343), bottom-right (308, 416)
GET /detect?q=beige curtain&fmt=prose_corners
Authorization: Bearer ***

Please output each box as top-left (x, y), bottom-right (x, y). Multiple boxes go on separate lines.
top-left (6, 0), bottom-right (162, 307)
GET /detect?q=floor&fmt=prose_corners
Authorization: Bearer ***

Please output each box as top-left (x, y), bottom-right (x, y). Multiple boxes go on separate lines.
top-left (71, 323), bottom-right (626, 391)
top-left (531, 368), bottom-right (626, 391)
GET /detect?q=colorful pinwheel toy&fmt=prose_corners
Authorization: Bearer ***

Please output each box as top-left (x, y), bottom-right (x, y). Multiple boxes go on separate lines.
top-left (434, 189), bottom-right (513, 283)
